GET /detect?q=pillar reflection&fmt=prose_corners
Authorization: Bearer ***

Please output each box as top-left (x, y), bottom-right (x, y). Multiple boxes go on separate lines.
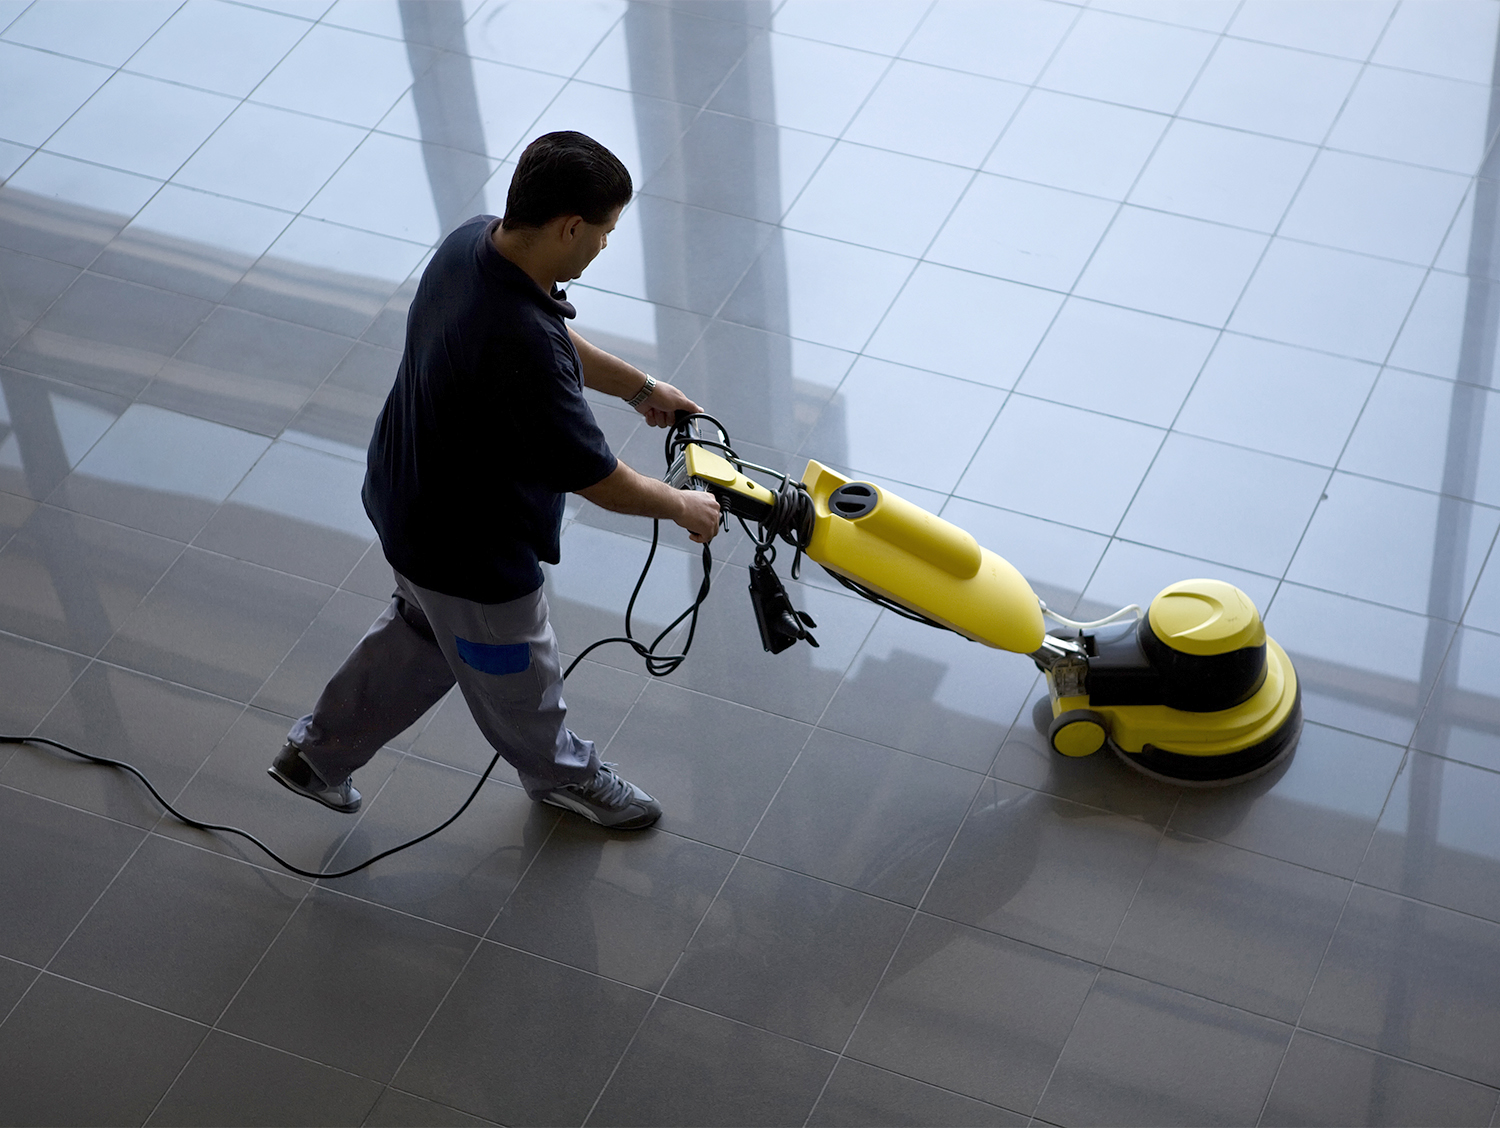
top-left (625, 1), bottom-right (805, 455)
top-left (400, 0), bottom-right (493, 236)
top-left (1379, 14), bottom-right (1500, 1087)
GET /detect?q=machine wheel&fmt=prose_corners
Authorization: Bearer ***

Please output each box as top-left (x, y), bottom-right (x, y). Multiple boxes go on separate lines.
top-left (1049, 709), bottom-right (1108, 758)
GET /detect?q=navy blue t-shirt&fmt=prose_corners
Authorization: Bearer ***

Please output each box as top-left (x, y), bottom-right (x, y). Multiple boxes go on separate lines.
top-left (363, 216), bottom-right (618, 603)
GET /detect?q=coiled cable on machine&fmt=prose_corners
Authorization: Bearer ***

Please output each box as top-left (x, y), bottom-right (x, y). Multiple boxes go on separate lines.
top-left (760, 478), bottom-right (814, 578)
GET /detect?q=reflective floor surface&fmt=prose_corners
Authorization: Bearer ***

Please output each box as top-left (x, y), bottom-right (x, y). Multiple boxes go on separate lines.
top-left (3, 0), bottom-right (1500, 1124)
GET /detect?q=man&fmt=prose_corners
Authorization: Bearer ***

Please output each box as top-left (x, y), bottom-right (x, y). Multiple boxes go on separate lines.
top-left (269, 131), bottom-right (720, 831)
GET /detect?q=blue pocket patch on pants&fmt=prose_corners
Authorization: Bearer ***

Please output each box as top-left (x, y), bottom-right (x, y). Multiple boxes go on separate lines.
top-left (455, 637), bottom-right (531, 675)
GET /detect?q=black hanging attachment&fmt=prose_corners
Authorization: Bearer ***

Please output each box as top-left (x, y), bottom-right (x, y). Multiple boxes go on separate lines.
top-left (748, 548), bottom-right (819, 654)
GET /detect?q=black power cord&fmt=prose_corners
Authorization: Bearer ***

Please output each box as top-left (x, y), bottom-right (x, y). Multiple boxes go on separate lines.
top-left (825, 569), bottom-right (957, 634)
top-left (0, 732), bottom-right (504, 880)
top-left (0, 417), bottom-right (722, 880)
top-left (562, 521), bottom-right (712, 679)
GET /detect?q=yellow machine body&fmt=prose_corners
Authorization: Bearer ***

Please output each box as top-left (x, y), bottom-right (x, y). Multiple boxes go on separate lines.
top-left (1044, 578), bottom-right (1302, 783)
top-left (1148, 581), bottom-right (1265, 655)
top-left (800, 460), bottom-right (1046, 655)
top-left (1050, 639), bottom-right (1298, 755)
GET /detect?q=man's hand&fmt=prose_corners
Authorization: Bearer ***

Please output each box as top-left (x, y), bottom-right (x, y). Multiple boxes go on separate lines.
top-left (675, 487), bottom-right (722, 543)
top-left (637, 379), bottom-right (701, 428)
top-left (569, 329), bottom-right (705, 427)
top-left (577, 460), bottom-right (721, 543)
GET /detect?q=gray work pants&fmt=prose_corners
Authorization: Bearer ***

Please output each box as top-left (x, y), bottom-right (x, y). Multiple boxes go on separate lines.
top-left (287, 570), bottom-right (599, 797)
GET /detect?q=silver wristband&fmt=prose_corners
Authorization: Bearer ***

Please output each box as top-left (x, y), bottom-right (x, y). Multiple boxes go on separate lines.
top-left (625, 373), bottom-right (657, 408)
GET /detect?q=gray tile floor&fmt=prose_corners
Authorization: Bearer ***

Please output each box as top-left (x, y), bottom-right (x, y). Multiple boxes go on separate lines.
top-left (1, 0), bottom-right (1498, 1124)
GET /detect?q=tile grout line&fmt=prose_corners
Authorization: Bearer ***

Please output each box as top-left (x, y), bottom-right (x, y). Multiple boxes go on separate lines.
top-left (574, 860), bottom-right (754, 1127)
top-left (1025, 775), bottom-right (1182, 1122)
top-left (140, 868), bottom-right (324, 1126)
top-left (354, 806), bottom-right (566, 1123)
top-left (114, 0), bottom-right (443, 448)
top-left (575, 719), bottom-right (825, 1127)
top-left (671, 0), bottom-right (962, 458)
top-left (826, 2), bottom-right (1099, 565)
top-left (802, 760), bottom-right (1034, 1126)
top-left (989, 3), bottom-right (1270, 1115)
top-left (31, 732), bottom-right (1484, 1055)
top-left (1261, 4), bottom-right (1499, 621)
top-left (940, 0), bottom-right (1235, 581)
top-left (0, 1), bottom-right (31, 40)
top-left (2, 0), bottom-right (323, 372)
top-left (641, 9), bottom-right (925, 375)
top-left (1254, 781), bottom-right (1398, 1126)
top-left (149, 9), bottom-right (658, 936)
top-left (1058, 7), bottom-right (1264, 590)
top-left (1252, 11), bottom-right (1445, 1118)
top-left (558, 50), bottom-right (1086, 1122)
top-left (0, 0), bottom-right (392, 564)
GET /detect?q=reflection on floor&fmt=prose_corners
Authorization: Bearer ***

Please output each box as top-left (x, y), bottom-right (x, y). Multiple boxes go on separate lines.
top-left (3, 0), bottom-right (1500, 1124)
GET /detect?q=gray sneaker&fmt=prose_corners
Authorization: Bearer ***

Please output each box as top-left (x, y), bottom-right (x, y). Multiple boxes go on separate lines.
top-left (536, 763), bottom-right (661, 830)
top-left (268, 742), bottom-right (361, 813)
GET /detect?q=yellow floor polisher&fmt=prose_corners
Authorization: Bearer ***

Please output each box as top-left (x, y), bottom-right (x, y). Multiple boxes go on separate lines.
top-left (666, 415), bottom-right (1302, 786)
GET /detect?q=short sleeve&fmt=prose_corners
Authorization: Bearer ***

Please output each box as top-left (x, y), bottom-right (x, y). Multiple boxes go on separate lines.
top-left (502, 330), bottom-right (618, 493)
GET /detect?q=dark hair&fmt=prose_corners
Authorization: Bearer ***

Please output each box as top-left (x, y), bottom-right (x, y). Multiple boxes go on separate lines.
top-left (501, 131), bottom-right (633, 230)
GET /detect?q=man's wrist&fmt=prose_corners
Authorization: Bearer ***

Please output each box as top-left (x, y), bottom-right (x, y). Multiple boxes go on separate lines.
top-left (624, 373), bottom-right (656, 408)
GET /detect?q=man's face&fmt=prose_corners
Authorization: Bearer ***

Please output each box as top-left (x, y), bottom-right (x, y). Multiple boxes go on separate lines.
top-left (561, 206), bottom-right (621, 281)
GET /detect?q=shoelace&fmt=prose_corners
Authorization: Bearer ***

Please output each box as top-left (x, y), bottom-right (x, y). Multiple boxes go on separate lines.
top-left (571, 762), bottom-right (634, 808)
